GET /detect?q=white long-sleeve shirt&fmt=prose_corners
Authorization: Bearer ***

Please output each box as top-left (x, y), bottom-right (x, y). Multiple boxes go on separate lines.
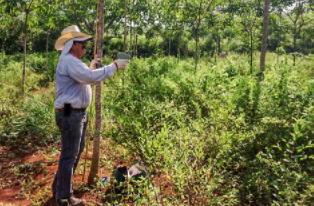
top-left (54, 53), bottom-right (117, 109)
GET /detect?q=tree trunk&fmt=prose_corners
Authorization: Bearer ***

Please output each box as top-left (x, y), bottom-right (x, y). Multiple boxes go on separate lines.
top-left (277, 13), bottom-right (281, 64)
top-left (136, 31), bottom-right (138, 57)
top-left (209, 29), bottom-right (212, 57)
top-left (123, 0), bottom-right (127, 52)
top-left (129, 18), bottom-right (132, 54)
top-left (260, 0), bottom-right (270, 73)
top-left (73, 0), bottom-right (77, 24)
top-left (123, 0), bottom-right (127, 86)
top-left (133, 27), bottom-right (136, 56)
top-left (168, 28), bottom-right (172, 56)
top-left (305, 38), bottom-right (308, 55)
top-left (227, 37), bottom-right (229, 54)
top-left (186, 40), bottom-right (189, 57)
top-left (250, 28), bottom-right (253, 74)
top-left (23, 11), bottom-right (29, 96)
top-left (1, 40), bottom-right (4, 70)
top-left (130, 0), bottom-right (134, 55)
top-left (302, 33), bottom-right (305, 54)
top-left (217, 35), bottom-right (220, 55)
top-left (178, 31), bottom-right (182, 58)
top-left (88, 0), bottom-right (104, 186)
top-left (194, 30), bottom-right (199, 73)
top-left (103, 30), bottom-right (106, 56)
top-left (45, 30), bottom-right (50, 70)
top-left (293, 28), bottom-right (296, 66)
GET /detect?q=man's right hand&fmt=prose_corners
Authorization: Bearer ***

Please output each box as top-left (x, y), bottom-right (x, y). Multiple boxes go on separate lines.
top-left (114, 59), bottom-right (130, 70)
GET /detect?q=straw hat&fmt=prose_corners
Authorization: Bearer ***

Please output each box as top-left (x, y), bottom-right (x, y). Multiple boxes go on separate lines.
top-left (55, 25), bottom-right (93, 50)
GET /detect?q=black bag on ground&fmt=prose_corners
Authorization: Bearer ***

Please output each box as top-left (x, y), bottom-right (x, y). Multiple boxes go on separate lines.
top-left (111, 163), bottom-right (147, 195)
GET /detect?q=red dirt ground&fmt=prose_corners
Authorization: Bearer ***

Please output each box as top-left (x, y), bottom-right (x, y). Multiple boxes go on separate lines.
top-left (0, 142), bottom-right (171, 206)
top-left (0, 144), bottom-right (113, 206)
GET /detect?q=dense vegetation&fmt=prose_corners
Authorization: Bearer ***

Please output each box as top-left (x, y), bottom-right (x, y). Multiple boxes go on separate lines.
top-left (1, 51), bottom-right (314, 204)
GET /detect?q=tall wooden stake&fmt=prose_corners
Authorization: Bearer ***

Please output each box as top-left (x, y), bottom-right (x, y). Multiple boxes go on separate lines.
top-left (82, 4), bottom-right (99, 184)
top-left (88, 0), bottom-right (104, 185)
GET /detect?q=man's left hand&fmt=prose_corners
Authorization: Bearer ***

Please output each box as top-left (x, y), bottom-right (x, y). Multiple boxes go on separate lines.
top-left (90, 58), bottom-right (101, 70)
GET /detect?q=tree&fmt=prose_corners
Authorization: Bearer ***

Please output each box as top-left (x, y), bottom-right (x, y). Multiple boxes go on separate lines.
top-left (88, 0), bottom-right (104, 186)
top-left (162, 1), bottom-right (180, 56)
top-left (180, 0), bottom-right (221, 73)
top-left (128, 0), bottom-right (149, 56)
top-left (123, 0), bottom-right (127, 86)
top-left (275, 8), bottom-right (284, 63)
top-left (283, 0), bottom-right (314, 65)
top-left (124, 0), bottom-right (127, 52)
top-left (0, 4), bottom-right (14, 63)
top-left (36, 4), bottom-right (63, 69)
top-left (210, 9), bottom-right (232, 56)
top-left (299, 12), bottom-right (314, 54)
top-left (259, 0), bottom-right (270, 74)
top-left (147, 0), bottom-right (180, 56)
top-left (230, 0), bottom-right (263, 73)
top-left (2, 0), bottom-right (57, 95)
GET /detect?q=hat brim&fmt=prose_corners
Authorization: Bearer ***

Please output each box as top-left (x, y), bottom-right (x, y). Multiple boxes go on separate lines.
top-left (55, 32), bottom-right (93, 51)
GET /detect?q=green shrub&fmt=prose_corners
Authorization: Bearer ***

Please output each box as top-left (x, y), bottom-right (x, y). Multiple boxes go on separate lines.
top-left (99, 56), bottom-right (314, 204)
top-left (0, 94), bottom-right (59, 147)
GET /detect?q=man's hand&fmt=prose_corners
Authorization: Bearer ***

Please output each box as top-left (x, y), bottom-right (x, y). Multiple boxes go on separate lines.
top-left (90, 58), bottom-right (101, 70)
top-left (114, 59), bottom-right (130, 70)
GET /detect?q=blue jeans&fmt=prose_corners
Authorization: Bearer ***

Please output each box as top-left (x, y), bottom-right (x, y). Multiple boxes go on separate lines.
top-left (52, 110), bottom-right (88, 200)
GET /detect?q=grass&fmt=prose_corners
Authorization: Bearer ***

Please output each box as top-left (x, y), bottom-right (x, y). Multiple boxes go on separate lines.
top-left (1, 51), bottom-right (314, 205)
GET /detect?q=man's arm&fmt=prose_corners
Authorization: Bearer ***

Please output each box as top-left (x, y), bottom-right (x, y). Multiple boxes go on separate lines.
top-left (66, 57), bottom-right (117, 84)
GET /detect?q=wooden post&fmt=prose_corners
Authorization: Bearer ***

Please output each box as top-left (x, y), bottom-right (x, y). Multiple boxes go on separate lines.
top-left (88, 0), bottom-right (104, 186)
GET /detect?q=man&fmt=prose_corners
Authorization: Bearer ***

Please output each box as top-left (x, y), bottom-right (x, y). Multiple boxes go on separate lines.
top-left (52, 25), bottom-right (130, 206)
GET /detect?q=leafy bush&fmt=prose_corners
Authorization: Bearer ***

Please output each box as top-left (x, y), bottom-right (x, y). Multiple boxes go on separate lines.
top-left (276, 46), bottom-right (286, 55)
top-left (28, 51), bottom-right (59, 85)
top-left (0, 94), bottom-right (59, 147)
top-left (100, 55), bottom-right (314, 204)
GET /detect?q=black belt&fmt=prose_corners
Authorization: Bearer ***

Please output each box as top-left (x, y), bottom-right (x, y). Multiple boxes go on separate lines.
top-left (56, 103), bottom-right (86, 113)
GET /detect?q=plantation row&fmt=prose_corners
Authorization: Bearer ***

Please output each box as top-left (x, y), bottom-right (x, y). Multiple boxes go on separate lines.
top-left (1, 53), bottom-right (314, 204)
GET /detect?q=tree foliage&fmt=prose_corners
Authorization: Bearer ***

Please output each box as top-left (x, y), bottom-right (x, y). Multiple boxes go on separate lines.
top-left (2, 0), bottom-right (314, 64)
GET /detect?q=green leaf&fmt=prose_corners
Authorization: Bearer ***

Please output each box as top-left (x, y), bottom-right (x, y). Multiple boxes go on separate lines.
top-left (294, 124), bottom-right (299, 133)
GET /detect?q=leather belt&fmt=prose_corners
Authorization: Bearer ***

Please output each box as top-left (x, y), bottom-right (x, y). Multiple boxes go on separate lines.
top-left (55, 107), bottom-right (86, 113)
